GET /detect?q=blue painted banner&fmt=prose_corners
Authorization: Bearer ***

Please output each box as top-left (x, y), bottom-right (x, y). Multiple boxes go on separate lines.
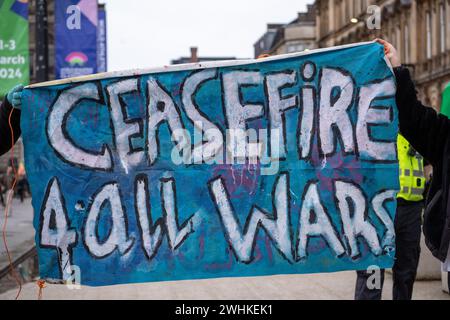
top-left (55, 0), bottom-right (98, 79)
top-left (22, 42), bottom-right (399, 286)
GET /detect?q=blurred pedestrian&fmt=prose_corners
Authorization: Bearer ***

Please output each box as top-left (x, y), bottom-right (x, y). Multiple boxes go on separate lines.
top-left (0, 174), bottom-right (5, 207)
top-left (5, 166), bottom-right (16, 217)
top-left (16, 163), bottom-right (27, 202)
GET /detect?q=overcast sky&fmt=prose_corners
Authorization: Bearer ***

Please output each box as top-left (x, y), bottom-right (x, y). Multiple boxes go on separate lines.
top-left (100, 0), bottom-right (315, 71)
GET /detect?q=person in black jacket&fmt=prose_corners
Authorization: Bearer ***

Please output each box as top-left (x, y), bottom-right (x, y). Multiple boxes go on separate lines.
top-left (377, 39), bottom-right (450, 291)
top-left (0, 85), bottom-right (23, 156)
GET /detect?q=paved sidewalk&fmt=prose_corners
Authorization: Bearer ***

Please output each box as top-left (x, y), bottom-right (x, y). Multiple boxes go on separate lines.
top-left (1, 271), bottom-right (449, 300)
top-left (0, 197), bottom-right (35, 272)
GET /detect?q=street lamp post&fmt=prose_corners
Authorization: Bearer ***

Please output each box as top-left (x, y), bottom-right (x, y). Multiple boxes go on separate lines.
top-left (35, 0), bottom-right (49, 82)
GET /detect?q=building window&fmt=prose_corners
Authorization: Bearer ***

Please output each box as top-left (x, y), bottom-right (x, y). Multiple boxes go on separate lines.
top-left (440, 3), bottom-right (446, 53)
top-left (337, 0), bottom-right (343, 28)
top-left (349, 0), bottom-right (353, 20)
top-left (287, 43), bottom-right (306, 53)
top-left (340, 0), bottom-right (344, 26)
top-left (404, 24), bottom-right (410, 63)
top-left (343, 0), bottom-right (347, 26)
top-left (354, 0), bottom-right (360, 17)
top-left (426, 10), bottom-right (432, 59)
top-left (344, 0), bottom-right (349, 24)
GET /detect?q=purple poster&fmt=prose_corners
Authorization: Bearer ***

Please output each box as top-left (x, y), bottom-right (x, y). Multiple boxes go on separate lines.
top-left (55, 0), bottom-right (98, 79)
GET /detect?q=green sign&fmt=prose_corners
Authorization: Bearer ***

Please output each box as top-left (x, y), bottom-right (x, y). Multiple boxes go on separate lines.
top-left (441, 82), bottom-right (450, 119)
top-left (0, 0), bottom-right (29, 99)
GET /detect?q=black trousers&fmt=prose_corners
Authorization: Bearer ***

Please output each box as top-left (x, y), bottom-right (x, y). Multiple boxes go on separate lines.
top-left (355, 200), bottom-right (423, 300)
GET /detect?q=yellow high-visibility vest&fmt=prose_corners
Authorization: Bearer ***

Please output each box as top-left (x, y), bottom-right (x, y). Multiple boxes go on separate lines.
top-left (397, 134), bottom-right (426, 202)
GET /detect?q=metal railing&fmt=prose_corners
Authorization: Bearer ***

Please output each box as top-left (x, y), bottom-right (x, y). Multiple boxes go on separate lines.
top-left (0, 246), bottom-right (37, 280)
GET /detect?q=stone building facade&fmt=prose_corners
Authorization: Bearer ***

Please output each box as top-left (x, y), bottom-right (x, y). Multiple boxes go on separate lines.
top-left (316, 0), bottom-right (450, 111)
top-left (254, 4), bottom-right (317, 57)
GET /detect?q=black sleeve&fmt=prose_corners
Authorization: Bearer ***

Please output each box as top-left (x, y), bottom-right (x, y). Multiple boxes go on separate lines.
top-left (0, 99), bottom-right (21, 157)
top-left (394, 66), bottom-right (450, 166)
